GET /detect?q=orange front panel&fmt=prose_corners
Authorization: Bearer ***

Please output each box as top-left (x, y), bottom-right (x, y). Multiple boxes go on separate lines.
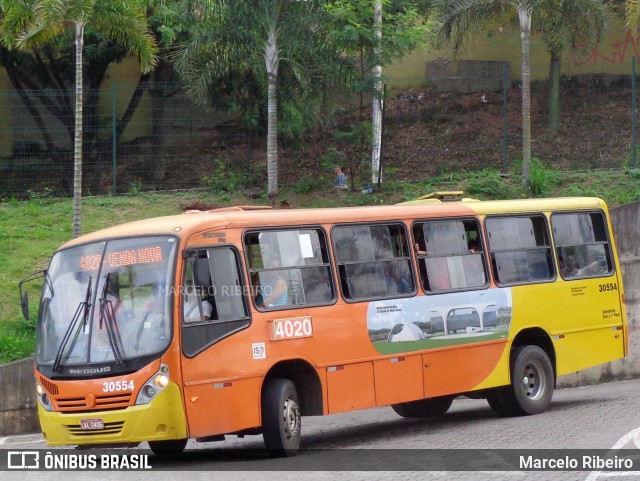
top-left (423, 341), bottom-right (506, 397)
top-left (327, 362), bottom-right (375, 413)
top-left (373, 355), bottom-right (424, 406)
top-left (183, 376), bottom-right (262, 438)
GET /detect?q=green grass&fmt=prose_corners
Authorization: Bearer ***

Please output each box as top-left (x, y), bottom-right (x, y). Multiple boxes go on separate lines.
top-left (1, 167), bottom-right (639, 363)
top-left (372, 332), bottom-right (508, 355)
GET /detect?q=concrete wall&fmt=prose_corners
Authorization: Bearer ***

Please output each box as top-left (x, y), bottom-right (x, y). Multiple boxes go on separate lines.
top-left (389, 17), bottom-right (634, 83)
top-left (1, 200), bottom-right (639, 434)
top-left (426, 59), bottom-right (508, 93)
top-left (0, 356), bottom-right (39, 435)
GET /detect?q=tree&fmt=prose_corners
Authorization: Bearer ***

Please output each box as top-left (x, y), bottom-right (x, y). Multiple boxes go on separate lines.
top-left (324, 0), bottom-right (433, 188)
top-left (627, 0), bottom-right (640, 32)
top-left (437, 0), bottom-right (538, 190)
top-left (535, 0), bottom-right (610, 131)
top-left (1, 0), bottom-right (157, 238)
top-left (175, 0), bottom-right (345, 207)
top-left (436, 0), bottom-right (611, 188)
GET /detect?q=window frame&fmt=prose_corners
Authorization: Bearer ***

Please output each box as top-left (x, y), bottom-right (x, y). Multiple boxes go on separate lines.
top-left (411, 217), bottom-right (490, 294)
top-left (331, 221), bottom-right (417, 303)
top-left (551, 209), bottom-right (615, 281)
top-left (181, 244), bottom-right (252, 358)
top-left (485, 213), bottom-right (556, 287)
top-left (243, 226), bottom-right (337, 311)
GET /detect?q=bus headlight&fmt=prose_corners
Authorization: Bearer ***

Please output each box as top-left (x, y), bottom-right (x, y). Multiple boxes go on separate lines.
top-left (135, 365), bottom-right (170, 405)
top-left (35, 383), bottom-right (52, 411)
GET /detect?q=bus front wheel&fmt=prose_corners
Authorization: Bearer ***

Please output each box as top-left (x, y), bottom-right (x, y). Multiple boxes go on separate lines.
top-left (391, 395), bottom-right (453, 418)
top-left (148, 438), bottom-right (187, 457)
top-left (488, 345), bottom-right (554, 416)
top-left (262, 378), bottom-right (301, 456)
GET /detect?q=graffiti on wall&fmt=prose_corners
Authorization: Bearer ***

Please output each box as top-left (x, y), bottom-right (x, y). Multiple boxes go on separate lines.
top-left (575, 31), bottom-right (640, 66)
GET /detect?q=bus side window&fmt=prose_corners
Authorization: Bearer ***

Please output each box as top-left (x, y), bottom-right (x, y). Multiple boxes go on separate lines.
top-left (486, 215), bottom-right (554, 286)
top-left (552, 212), bottom-right (613, 280)
top-left (245, 228), bottom-right (335, 310)
top-left (333, 223), bottom-right (415, 301)
top-left (413, 219), bottom-right (487, 293)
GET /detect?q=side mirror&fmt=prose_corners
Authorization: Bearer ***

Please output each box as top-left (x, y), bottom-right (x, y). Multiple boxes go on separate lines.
top-left (21, 291), bottom-right (29, 320)
top-left (19, 269), bottom-right (48, 321)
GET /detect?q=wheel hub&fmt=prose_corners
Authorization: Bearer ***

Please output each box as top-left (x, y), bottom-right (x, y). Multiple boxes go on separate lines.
top-left (523, 363), bottom-right (544, 400)
top-left (283, 397), bottom-right (300, 440)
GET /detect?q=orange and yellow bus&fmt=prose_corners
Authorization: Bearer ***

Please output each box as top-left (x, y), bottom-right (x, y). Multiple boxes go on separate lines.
top-left (22, 194), bottom-right (626, 456)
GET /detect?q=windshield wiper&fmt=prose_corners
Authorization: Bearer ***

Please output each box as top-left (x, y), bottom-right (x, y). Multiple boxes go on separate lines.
top-left (53, 276), bottom-right (91, 372)
top-left (98, 273), bottom-right (127, 366)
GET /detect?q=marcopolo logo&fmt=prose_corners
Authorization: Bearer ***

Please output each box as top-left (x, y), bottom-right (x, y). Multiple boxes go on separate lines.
top-left (8, 451), bottom-right (39, 470)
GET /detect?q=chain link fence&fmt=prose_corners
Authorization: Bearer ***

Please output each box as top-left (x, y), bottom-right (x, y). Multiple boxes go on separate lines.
top-left (0, 60), bottom-right (637, 198)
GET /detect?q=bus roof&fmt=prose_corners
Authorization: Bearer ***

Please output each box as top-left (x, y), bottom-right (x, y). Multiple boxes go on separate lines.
top-left (59, 196), bottom-right (607, 251)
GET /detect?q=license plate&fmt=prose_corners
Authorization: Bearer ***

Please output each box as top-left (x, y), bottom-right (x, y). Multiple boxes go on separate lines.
top-left (80, 418), bottom-right (104, 430)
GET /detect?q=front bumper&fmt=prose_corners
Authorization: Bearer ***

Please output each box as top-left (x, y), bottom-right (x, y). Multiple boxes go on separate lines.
top-left (38, 382), bottom-right (187, 447)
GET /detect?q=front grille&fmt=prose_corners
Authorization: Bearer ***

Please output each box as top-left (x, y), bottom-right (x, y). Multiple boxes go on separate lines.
top-left (65, 421), bottom-right (125, 436)
top-left (56, 393), bottom-right (132, 413)
top-left (39, 376), bottom-right (59, 395)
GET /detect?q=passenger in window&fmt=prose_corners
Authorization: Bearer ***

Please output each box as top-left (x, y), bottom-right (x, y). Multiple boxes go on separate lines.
top-left (185, 296), bottom-right (212, 321)
top-left (257, 258), bottom-right (289, 308)
top-left (577, 252), bottom-right (606, 276)
top-left (468, 239), bottom-right (479, 253)
top-left (386, 263), bottom-right (412, 294)
top-left (201, 298), bottom-right (213, 320)
top-left (561, 255), bottom-right (578, 278)
top-left (303, 268), bottom-right (332, 304)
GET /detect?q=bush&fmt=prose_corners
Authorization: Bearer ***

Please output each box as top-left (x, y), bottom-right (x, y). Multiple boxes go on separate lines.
top-left (202, 157), bottom-right (250, 193)
top-left (291, 175), bottom-right (325, 194)
top-left (466, 170), bottom-right (515, 198)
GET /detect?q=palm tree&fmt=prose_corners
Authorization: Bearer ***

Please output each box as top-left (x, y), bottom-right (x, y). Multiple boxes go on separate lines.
top-left (176, 0), bottom-right (338, 207)
top-left (1, 0), bottom-right (157, 238)
top-left (436, 0), bottom-right (611, 188)
top-left (436, 0), bottom-right (535, 190)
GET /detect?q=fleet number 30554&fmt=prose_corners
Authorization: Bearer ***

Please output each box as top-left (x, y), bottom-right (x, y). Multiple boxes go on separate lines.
top-left (102, 380), bottom-right (134, 392)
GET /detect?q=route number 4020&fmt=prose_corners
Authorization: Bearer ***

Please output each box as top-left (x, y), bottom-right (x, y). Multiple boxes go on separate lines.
top-left (271, 317), bottom-right (313, 341)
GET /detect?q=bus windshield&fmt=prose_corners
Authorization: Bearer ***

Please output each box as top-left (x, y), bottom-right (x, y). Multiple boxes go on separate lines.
top-left (36, 236), bottom-right (177, 369)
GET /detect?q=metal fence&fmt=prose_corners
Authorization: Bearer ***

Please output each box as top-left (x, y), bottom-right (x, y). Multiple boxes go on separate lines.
top-left (0, 60), bottom-right (637, 198)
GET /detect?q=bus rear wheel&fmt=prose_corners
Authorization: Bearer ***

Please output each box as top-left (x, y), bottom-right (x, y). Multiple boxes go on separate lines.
top-left (488, 345), bottom-right (554, 416)
top-left (262, 378), bottom-right (301, 457)
top-left (391, 395), bottom-right (453, 418)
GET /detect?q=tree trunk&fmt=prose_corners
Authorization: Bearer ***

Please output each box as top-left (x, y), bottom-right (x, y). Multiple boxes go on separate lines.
top-left (72, 22), bottom-right (85, 238)
top-left (547, 47), bottom-right (561, 131)
top-left (518, 6), bottom-right (532, 192)
top-left (371, 0), bottom-right (383, 188)
top-left (265, 23), bottom-right (279, 208)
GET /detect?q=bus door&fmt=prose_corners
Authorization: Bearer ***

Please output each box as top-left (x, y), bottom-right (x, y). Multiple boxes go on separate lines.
top-left (550, 211), bottom-right (625, 373)
top-left (179, 246), bottom-right (255, 438)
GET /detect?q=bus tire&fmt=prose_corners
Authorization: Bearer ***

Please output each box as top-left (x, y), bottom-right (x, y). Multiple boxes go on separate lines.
top-left (391, 395), bottom-right (453, 418)
top-left (262, 378), bottom-right (301, 457)
top-left (491, 345), bottom-right (554, 416)
top-left (486, 387), bottom-right (511, 416)
top-left (148, 438), bottom-right (187, 457)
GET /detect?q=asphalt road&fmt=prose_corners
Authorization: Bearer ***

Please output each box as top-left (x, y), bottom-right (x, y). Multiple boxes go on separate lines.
top-left (4, 378), bottom-right (640, 481)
